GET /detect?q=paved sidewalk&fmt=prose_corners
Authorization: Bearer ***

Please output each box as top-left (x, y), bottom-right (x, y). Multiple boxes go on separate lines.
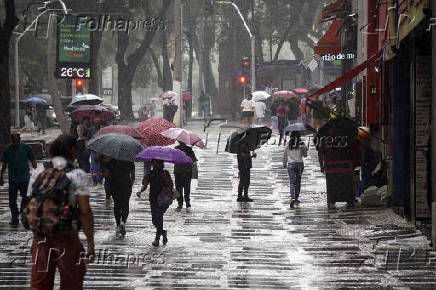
top-left (0, 123), bottom-right (434, 289)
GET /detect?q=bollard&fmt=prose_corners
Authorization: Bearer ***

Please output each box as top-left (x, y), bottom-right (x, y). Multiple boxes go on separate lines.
top-left (205, 132), bottom-right (209, 147)
top-left (216, 132), bottom-right (221, 154)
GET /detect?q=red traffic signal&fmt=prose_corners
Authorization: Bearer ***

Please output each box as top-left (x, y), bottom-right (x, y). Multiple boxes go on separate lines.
top-left (242, 57), bottom-right (250, 67)
top-left (76, 79), bottom-right (83, 88)
top-left (238, 76), bottom-right (246, 83)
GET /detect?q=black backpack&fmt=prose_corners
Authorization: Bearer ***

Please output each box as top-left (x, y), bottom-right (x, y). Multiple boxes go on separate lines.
top-left (21, 162), bottom-right (79, 236)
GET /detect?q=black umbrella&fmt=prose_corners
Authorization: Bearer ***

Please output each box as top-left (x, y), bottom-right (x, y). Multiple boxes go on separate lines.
top-left (317, 117), bottom-right (358, 139)
top-left (225, 125), bottom-right (272, 154)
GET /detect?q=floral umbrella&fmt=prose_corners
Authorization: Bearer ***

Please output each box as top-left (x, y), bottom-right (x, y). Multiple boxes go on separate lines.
top-left (93, 125), bottom-right (147, 146)
top-left (272, 90), bottom-right (298, 99)
top-left (71, 105), bottom-right (115, 123)
top-left (137, 117), bottom-right (176, 146)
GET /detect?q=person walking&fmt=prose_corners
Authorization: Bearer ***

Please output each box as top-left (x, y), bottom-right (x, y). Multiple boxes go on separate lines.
top-left (276, 100), bottom-right (289, 146)
top-left (283, 131), bottom-right (307, 208)
top-left (240, 94), bottom-right (256, 125)
top-left (310, 95), bottom-right (328, 130)
top-left (21, 107), bottom-right (35, 135)
top-left (90, 118), bottom-right (104, 186)
top-left (26, 134), bottom-right (94, 290)
top-left (287, 98), bottom-right (300, 126)
top-left (101, 156), bottom-right (135, 238)
top-left (0, 131), bottom-right (37, 226)
top-left (270, 100), bottom-right (279, 130)
top-left (174, 141), bottom-right (198, 212)
top-left (254, 100), bottom-right (266, 125)
top-left (35, 104), bottom-right (48, 134)
top-left (76, 116), bottom-right (93, 173)
top-left (137, 159), bottom-right (173, 246)
top-left (237, 133), bottom-right (257, 202)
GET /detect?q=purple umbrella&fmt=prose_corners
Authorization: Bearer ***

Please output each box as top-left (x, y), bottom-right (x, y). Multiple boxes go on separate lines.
top-left (135, 146), bottom-right (192, 164)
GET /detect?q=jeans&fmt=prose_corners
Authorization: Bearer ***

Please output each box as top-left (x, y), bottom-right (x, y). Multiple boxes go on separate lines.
top-left (9, 181), bottom-right (29, 221)
top-left (150, 202), bottom-right (168, 236)
top-left (287, 162), bottom-right (304, 199)
top-left (271, 116), bottom-right (278, 130)
top-left (238, 168), bottom-right (251, 197)
top-left (175, 173), bottom-right (192, 207)
top-left (111, 187), bottom-right (132, 226)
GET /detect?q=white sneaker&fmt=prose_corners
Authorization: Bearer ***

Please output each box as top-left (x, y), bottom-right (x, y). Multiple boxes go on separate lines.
top-left (115, 226), bottom-right (121, 237)
top-left (175, 205), bottom-right (183, 212)
top-left (186, 207), bottom-right (192, 213)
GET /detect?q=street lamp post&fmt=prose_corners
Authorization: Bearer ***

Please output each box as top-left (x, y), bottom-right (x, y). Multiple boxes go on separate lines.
top-left (218, 1), bottom-right (256, 93)
top-left (13, 0), bottom-right (68, 128)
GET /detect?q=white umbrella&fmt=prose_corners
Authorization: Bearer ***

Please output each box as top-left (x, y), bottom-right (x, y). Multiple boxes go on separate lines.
top-left (160, 91), bottom-right (178, 99)
top-left (252, 91), bottom-right (271, 101)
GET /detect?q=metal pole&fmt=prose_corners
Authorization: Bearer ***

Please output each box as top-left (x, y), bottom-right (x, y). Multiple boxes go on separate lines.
top-left (431, 0), bottom-right (436, 250)
top-left (14, 38), bottom-right (20, 129)
top-left (216, 132), bottom-right (221, 154)
top-left (251, 36), bottom-right (255, 92)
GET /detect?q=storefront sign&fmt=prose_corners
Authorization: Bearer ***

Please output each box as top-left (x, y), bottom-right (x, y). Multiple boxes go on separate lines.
top-left (321, 53), bottom-right (355, 61)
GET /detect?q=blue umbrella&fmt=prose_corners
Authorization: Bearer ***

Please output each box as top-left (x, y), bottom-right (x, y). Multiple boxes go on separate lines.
top-left (23, 97), bottom-right (48, 104)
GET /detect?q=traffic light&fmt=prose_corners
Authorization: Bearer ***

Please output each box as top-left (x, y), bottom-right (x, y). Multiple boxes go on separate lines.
top-left (241, 57), bottom-right (250, 74)
top-left (76, 78), bottom-right (83, 93)
top-left (238, 75), bottom-right (246, 84)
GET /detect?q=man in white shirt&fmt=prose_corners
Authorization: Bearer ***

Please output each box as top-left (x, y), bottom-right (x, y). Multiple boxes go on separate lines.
top-left (240, 95), bottom-right (256, 125)
top-left (254, 101), bottom-right (266, 125)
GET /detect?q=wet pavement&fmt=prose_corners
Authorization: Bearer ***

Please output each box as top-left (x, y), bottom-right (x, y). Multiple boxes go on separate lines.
top-left (1, 121), bottom-right (435, 289)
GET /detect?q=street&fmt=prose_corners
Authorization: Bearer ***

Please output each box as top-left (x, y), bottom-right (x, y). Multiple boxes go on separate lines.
top-left (0, 123), bottom-right (434, 289)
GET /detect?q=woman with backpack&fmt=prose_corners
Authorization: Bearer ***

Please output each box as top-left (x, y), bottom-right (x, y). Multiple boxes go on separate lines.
top-left (283, 131), bottom-right (308, 208)
top-left (25, 134), bottom-right (95, 290)
top-left (137, 159), bottom-right (173, 246)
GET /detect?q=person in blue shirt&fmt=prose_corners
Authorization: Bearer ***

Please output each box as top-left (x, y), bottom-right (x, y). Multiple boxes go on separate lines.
top-left (0, 131), bottom-right (37, 226)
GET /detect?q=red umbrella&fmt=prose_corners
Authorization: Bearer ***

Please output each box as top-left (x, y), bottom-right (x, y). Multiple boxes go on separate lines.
top-left (137, 117), bottom-right (176, 146)
top-left (272, 91), bottom-right (298, 99)
top-left (71, 105), bottom-right (115, 123)
top-left (92, 125), bottom-right (147, 146)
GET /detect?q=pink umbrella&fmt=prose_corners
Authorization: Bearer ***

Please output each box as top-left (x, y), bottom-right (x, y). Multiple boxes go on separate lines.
top-left (71, 105), bottom-right (115, 123)
top-left (93, 125), bottom-right (147, 146)
top-left (160, 91), bottom-right (177, 99)
top-left (272, 91), bottom-right (298, 99)
top-left (137, 117), bottom-right (176, 146)
top-left (293, 88), bottom-right (309, 94)
top-left (160, 128), bottom-right (205, 148)
top-left (183, 93), bottom-right (192, 101)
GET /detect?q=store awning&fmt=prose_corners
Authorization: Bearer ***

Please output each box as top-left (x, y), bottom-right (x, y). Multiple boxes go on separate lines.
top-left (314, 19), bottom-right (342, 55)
top-left (314, 0), bottom-right (346, 28)
top-left (307, 50), bottom-right (383, 100)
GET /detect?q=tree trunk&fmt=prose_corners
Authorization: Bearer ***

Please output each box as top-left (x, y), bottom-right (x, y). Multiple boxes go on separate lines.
top-left (161, 30), bottom-right (172, 91)
top-left (118, 65), bottom-right (134, 120)
top-left (47, 18), bottom-right (69, 133)
top-left (0, 0), bottom-right (19, 144)
top-left (149, 48), bottom-right (164, 89)
top-left (88, 30), bottom-right (103, 95)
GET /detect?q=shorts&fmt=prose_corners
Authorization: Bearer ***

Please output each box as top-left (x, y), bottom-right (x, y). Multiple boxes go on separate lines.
top-left (242, 111), bottom-right (254, 118)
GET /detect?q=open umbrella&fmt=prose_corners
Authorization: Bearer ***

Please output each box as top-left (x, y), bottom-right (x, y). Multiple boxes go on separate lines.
top-left (93, 125), bottom-right (147, 146)
top-left (293, 88), bottom-right (309, 94)
top-left (183, 93), bottom-right (192, 101)
top-left (64, 104), bottom-right (79, 113)
top-left (89, 133), bottom-right (144, 162)
top-left (160, 91), bottom-right (177, 99)
top-left (160, 128), bottom-right (205, 148)
top-left (272, 91), bottom-right (298, 99)
top-left (135, 146), bottom-right (192, 164)
top-left (22, 97), bottom-right (48, 105)
top-left (225, 125), bottom-right (272, 154)
top-left (252, 91), bottom-right (271, 102)
top-left (71, 105), bottom-right (115, 123)
top-left (70, 94), bottom-right (103, 106)
top-left (317, 117), bottom-right (358, 139)
top-left (137, 117), bottom-right (176, 146)
top-left (284, 123), bottom-right (316, 136)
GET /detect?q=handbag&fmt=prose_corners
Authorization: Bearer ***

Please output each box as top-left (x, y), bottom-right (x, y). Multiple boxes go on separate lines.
top-left (192, 162), bottom-right (198, 179)
top-left (157, 186), bottom-right (175, 207)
